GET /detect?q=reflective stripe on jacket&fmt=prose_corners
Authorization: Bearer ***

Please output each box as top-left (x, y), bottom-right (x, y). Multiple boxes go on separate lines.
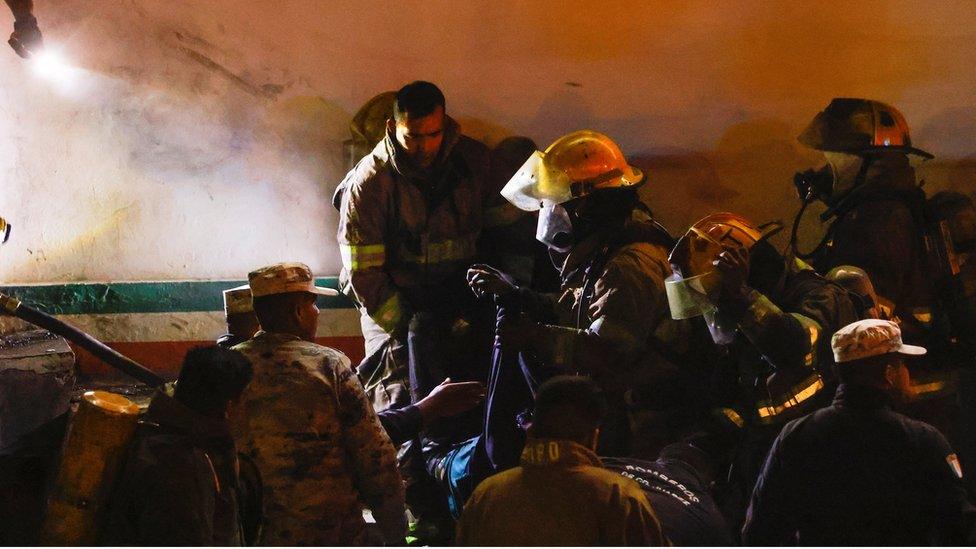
top-left (336, 117), bottom-right (490, 335)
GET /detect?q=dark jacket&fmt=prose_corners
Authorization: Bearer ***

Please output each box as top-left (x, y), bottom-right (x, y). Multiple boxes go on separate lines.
top-left (603, 454), bottom-right (732, 546)
top-left (377, 404), bottom-right (423, 446)
top-left (101, 391), bottom-right (243, 546)
top-left (742, 383), bottom-right (976, 545)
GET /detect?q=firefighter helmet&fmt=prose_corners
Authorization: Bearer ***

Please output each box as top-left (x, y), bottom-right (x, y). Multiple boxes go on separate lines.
top-left (501, 130), bottom-right (645, 212)
top-left (349, 91), bottom-right (396, 153)
top-left (665, 213), bottom-right (780, 320)
top-left (798, 98), bottom-right (933, 159)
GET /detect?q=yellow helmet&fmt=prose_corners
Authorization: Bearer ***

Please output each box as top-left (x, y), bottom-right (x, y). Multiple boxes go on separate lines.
top-left (0, 216), bottom-right (9, 244)
top-left (349, 91), bottom-right (396, 153)
top-left (798, 98), bottom-right (933, 159)
top-left (501, 130), bottom-right (645, 211)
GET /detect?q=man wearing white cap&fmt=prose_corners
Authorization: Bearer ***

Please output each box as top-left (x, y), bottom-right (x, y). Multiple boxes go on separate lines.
top-left (743, 319), bottom-right (976, 545)
top-left (230, 262), bottom-right (406, 545)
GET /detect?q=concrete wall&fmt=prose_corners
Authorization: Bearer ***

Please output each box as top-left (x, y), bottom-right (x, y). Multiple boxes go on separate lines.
top-left (1, 0), bottom-right (973, 283)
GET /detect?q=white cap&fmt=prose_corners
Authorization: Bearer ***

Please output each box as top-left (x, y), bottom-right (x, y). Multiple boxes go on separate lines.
top-left (831, 319), bottom-right (926, 364)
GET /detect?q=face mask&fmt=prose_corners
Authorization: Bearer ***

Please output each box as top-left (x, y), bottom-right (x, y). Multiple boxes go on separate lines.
top-left (824, 151), bottom-right (864, 198)
top-left (536, 203), bottom-right (573, 253)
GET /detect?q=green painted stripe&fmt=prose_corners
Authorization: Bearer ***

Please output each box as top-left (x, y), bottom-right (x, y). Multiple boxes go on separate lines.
top-left (0, 278), bottom-right (355, 315)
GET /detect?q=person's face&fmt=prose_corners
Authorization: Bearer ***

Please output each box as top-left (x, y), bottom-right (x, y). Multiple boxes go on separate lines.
top-left (885, 356), bottom-right (913, 401)
top-left (390, 106), bottom-right (445, 168)
top-left (296, 293), bottom-right (320, 342)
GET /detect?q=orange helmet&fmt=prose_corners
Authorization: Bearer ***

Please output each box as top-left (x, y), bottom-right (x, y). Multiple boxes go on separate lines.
top-left (669, 213), bottom-right (766, 280)
top-left (798, 98), bottom-right (932, 159)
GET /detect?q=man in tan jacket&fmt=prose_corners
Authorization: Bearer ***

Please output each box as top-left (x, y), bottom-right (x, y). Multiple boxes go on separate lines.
top-left (456, 376), bottom-right (663, 546)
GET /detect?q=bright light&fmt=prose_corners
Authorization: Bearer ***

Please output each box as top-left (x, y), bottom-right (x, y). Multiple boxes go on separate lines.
top-left (31, 49), bottom-right (71, 80)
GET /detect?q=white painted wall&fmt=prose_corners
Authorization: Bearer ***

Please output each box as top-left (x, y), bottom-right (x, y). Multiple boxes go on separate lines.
top-left (1, 0), bottom-right (973, 283)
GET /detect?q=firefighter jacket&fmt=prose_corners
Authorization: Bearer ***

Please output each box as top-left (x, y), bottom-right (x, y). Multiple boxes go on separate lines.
top-left (716, 258), bottom-right (858, 425)
top-left (101, 390), bottom-right (243, 546)
top-left (231, 332), bottom-right (406, 545)
top-left (455, 438), bottom-right (664, 546)
top-left (336, 117), bottom-right (491, 350)
top-left (742, 383), bottom-right (976, 545)
top-left (515, 217), bottom-right (703, 456)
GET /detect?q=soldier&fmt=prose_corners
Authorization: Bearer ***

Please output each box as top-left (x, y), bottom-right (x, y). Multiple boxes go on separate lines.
top-left (231, 262), bottom-right (405, 546)
top-left (665, 212), bottom-right (858, 531)
top-left (468, 129), bottom-right (698, 459)
top-left (216, 285), bottom-right (258, 348)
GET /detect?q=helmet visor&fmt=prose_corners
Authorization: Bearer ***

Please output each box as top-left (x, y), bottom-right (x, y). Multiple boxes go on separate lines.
top-left (665, 272), bottom-right (718, 320)
top-left (501, 151), bottom-right (573, 212)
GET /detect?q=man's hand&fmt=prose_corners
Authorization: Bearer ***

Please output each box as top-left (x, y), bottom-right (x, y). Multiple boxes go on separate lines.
top-left (713, 244), bottom-right (751, 303)
top-left (8, 15), bottom-right (41, 58)
top-left (415, 378), bottom-right (486, 423)
top-left (467, 264), bottom-right (517, 299)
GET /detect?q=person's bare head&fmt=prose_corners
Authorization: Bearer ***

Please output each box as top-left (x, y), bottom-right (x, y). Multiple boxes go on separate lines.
top-left (528, 376), bottom-right (606, 451)
top-left (226, 311), bottom-right (260, 340)
top-left (835, 352), bottom-right (913, 401)
top-left (387, 81), bottom-right (446, 169)
top-left (174, 345), bottom-right (253, 419)
top-left (252, 291), bottom-right (319, 342)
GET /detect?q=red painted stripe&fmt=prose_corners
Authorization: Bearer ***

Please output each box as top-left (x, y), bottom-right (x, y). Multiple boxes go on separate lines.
top-left (70, 337), bottom-right (367, 379)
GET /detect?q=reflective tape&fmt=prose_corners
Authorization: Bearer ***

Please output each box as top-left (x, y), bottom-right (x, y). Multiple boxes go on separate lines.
top-left (372, 293), bottom-right (404, 333)
top-left (757, 373), bottom-right (825, 423)
top-left (400, 234), bottom-right (478, 265)
top-left (340, 243), bottom-right (386, 271)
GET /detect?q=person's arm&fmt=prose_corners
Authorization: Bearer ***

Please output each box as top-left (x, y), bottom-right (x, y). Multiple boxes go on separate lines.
top-left (919, 426), bottom-right (976, 544)
top-left (376, 378), bottom-right (485, 446)
top-left (528, 246), bottom-right (670, 375)
top-left (741, 430), bottom-right (797, 545)
top-left (337, 171), bottom-right (410, 336)
top-left (334, 356), bottom-right (407, 544)
top-left (5, 0), bottom-right (41, 58)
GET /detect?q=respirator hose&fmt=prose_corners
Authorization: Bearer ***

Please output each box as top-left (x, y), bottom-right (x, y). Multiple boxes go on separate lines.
top-left (0, 292), bottom-right (165, 387)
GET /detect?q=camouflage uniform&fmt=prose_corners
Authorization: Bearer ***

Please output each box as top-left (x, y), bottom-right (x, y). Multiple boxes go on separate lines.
top-left (231, 331), bottom-right (405, 545)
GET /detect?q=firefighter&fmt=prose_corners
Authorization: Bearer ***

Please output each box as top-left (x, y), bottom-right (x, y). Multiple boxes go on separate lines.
top-left (335, 81), bottom-right (491, 539)
top-left (468, 129), bottom-right (702, 459)
top-left (792, 98), bottom-right (964, 441)
top-left (666, 212), bottom-right (858, 533)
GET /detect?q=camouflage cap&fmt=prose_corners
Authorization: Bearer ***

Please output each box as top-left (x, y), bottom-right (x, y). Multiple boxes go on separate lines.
top-left (223, 284), bottom-right (254, 315)
top-left (831, 319), bottom-right (926, 364)
top-left (247, 262), bottom-right (339, 298)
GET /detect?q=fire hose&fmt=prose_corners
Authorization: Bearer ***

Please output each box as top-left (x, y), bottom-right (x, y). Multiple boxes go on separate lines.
top-left (0, 291), bottom-right (165, 387)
